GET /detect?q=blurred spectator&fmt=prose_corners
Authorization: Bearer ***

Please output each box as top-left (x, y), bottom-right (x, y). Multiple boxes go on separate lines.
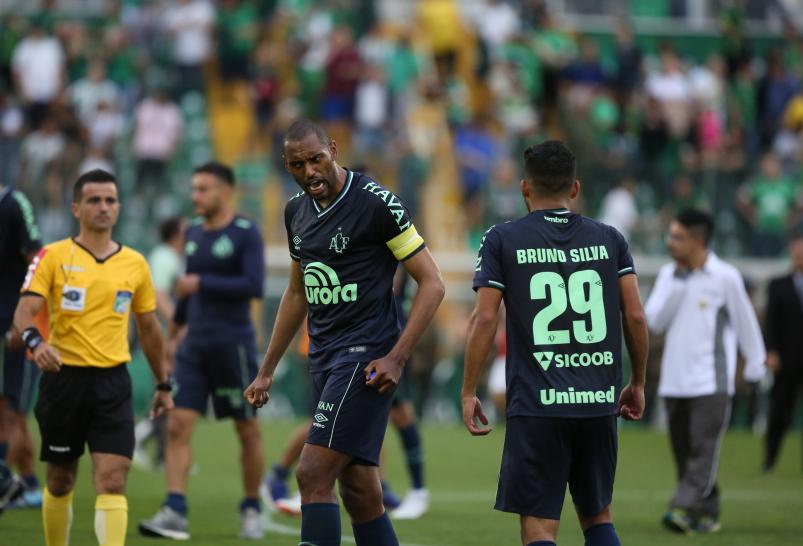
top-left (103, 26), bottom-right (140, 112)
top-left (738, 152), bottom-right (800, 257)
top-left (86, 100), bottom-right (124, 151)
top-left (613, 20), bottom-right (641, 113)
top-left (599, 177), bottom-right (638, 240)
top-left (532, 12), bottom-right (577, 113)
top-left (69, 60), bottom-right (119, 126)
top-left (762, 229), bottom-right (803, 472)
top-left (353, 63), bottom-right (389, 162)
top-left (322, 27), bottom-right (362, 123)
top-left (487, 156), bottom-right (525, 225)
top-left (488, 59), bottom-right (538, 141)
top-left (757, 50), bottom-right (800, 151)
top-left (133, 88), bottom-right (183, 191)
top-left (19, 115), bottom-right (64, 196)
top-left (454, 115), bottom-right (499, 204)
top-left (217, 0), bottom-right (259, 83)
top-left (163, 0), bottom-right (215, 97)
top-left (386, 32), bottom-right (420, 117)
top-left (475, 0), bottom-right (520, 53)
top-left (251, 40), bottom-right (280, 128)
top-left (11, 20), bottom-right (65, 129)
top-left (417, 0), bottom-right (463, 72)
top-left (0, 89), bottom-right (23, 186)
top-left (646, 47), bottom-right (692, 139)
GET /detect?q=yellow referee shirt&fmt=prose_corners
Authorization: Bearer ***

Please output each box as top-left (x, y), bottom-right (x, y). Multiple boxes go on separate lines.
top-left (21, 238), bottom-right (156, 367)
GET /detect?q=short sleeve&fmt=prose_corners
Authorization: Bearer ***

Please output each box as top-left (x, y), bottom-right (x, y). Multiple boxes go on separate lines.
top-left (472, 227), bottom-right (505, 291)
top-left (21, 247), bottom-right (56, 298)
top-left (11, 191), bottom-right (42, 256)
top-left (133, 258), bottom-right (157, 314)
top-left (614, 228), bottom-right (636, 277)
top-left (285, 199), bottom-right (301, 262)
top-left (372, 191), bottom-right (425, 261)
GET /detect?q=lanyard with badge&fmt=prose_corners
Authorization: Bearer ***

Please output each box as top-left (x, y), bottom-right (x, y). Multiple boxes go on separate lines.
top-left (61, 240), bottom-right (87, 312)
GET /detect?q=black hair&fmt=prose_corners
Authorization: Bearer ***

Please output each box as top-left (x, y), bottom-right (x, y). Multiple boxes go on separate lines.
top-left (522, 140), bottom-right (576, 195)
top-left (284, 119), bottom-right (330, 147)
top-left (159, 216), bottom-right (184, 243)
top-left (73, 169), bottom-right (117, 202)
top-left (675, 208), bottom-right (715, 246)
top-left (193, 161), bottom-right (235, 186)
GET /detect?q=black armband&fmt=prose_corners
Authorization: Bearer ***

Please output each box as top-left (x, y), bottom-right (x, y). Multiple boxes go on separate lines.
top-left (21, 327), bottom-right (44, 351)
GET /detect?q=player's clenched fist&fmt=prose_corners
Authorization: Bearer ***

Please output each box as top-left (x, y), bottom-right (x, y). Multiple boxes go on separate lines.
top-left (244, 374), bottom-right (273, 408)
top-left (32, 342), bottom-right (63, 373)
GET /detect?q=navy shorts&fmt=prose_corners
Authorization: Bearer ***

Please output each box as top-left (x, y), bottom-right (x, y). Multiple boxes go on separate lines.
top-left (496, 415), bottom-right (618, 519)
top-left (307, 361), bottom-right (394, 466)
top-left (35, 364), bottom-right (134, 463)
top-left (174, 338), bottom-right (259, 420)
top-left (1, 337), bottom-right (40, 414)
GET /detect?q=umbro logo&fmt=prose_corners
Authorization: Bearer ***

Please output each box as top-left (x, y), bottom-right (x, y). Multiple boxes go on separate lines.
top-left (293, 235), bottom-right (302, 250)
top-left (314, 413), bottom-right (329, 423)
top-left (533, 351), bottom-right (554, 371)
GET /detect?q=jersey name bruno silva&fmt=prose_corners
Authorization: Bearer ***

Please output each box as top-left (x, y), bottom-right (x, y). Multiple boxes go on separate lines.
top-left (474, 208), bottom-right (635, 418)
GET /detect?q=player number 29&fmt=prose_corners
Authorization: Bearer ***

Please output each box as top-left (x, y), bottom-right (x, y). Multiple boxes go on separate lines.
top-left (530, 270), bottom-right (607, 345)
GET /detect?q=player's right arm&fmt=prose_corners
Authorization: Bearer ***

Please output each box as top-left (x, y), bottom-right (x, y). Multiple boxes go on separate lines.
top-left (618, 273), bottom-right (648, 421)
top-left (14, 247), bottom-right (62, 372)
top-left (461, 287), bottom-right (503, 436)
top-left (13, 295), bottom-right (62, 373)
top-left (244, 259), bottom-right (307, 408)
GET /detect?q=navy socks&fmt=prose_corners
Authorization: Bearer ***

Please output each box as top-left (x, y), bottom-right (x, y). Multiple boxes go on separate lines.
top-left (301, 502), bottom-right (341, 546)
top-left (352, 512), bottom-right (399, 546)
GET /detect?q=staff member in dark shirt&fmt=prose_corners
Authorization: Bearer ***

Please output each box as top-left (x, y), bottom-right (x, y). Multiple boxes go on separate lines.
top-left (763, 228), bottom-right (803, 472)
top-left (139, 162), bottom-right (266, 541)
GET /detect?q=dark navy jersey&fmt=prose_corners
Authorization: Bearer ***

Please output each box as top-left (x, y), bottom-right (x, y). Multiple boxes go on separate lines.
top-left (0, 187), bottom-right (41, 331)
top-left (474, 208), bottom-right (635, 418)
top-left (175, 215), bottom-right (264, 343)
top-left (285, 169), bottom-right (425, 371)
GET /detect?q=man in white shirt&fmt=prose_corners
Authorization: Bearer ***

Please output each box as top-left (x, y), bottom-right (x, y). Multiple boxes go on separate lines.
top-left (163, 0), bottom-right (215, 97)
top-left (645, 209), bottom-right (766, 535)
top-left (11, 22), bottom-right (65, 129)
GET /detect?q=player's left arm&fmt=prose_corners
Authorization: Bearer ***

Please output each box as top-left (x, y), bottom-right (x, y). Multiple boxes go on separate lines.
top-left (135, 311), bottom-right (174, 417)
top-left (461, 287), bottom-right (503, 436)
top-left (365, 248), bottom-right (445, 394)
top-left (618, 273), bottom-right (648, 421)
top-left (725, 272), bottom-right (767, 382)
top-left (134, 259), bottom-right (173, 416)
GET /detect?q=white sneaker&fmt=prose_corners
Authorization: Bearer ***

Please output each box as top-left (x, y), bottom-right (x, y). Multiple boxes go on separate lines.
top-left (275, 493), bottom-right (302, 517)
top-left (391, 489), bottom-right (429, 520)
top-left (239, 507), bottom-right (265, 539)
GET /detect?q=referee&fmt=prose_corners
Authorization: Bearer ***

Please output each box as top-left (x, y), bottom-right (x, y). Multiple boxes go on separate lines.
top-left (12, 169), bottom-right (173, 546)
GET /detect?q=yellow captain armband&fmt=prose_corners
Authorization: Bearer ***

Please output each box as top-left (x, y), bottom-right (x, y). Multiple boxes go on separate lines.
top-left (386, 225), bottom-right (425, 261)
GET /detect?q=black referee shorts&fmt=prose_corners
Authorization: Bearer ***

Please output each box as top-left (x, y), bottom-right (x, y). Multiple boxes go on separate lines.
top-left (35, 363), bottom-right (134, 463)
top-left (495, 415), bottom-right (618, 520)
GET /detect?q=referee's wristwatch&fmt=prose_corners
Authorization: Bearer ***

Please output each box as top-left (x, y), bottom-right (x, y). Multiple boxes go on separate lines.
top-left (156, 379), bottom-right (173, 392)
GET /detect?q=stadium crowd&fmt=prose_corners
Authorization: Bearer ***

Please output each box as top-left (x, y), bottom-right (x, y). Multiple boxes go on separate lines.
top-left (0, 0), bottom-right (801, 256)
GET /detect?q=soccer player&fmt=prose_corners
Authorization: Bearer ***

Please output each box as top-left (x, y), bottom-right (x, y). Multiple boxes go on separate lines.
top-left (139, 162), bottom-right (266, 540)
top-left (133, 216), bottom-right (186, 471)
top-left (244, 119), bottom-right (445, 546)
top-left (645, 209), bottom-right (765, 534)
top-left (12, 169), bottom-right (173, 546)
top-left (462, 141), bottom-right (648, 546)
top-left (0, 183), bottom-right (42, 512)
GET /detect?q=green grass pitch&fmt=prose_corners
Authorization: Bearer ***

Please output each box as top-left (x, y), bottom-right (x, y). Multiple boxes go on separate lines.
top-left (1, 420), bottom-right (801, 545)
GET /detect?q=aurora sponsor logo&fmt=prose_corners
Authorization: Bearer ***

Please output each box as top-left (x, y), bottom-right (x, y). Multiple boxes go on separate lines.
top-left (533, 351), bottom-right (614, 371)
top-left (540, 386), bottom-right (616, 406)
top-left (303, 262), bottom-right (357, 305)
